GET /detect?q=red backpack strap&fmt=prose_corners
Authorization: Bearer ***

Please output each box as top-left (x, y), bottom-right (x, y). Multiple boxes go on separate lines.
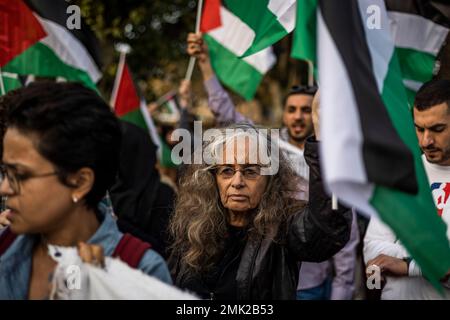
top-left (112, 233), bottom-right (151, 268)
top-left (0, 228), bottom-right (18, 257)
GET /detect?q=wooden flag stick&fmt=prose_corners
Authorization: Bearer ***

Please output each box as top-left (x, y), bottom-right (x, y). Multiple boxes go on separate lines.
top-left (0, 67), bottom-right (6, 96)
top-left (332, 194), bottom-right (338, 210)
top-left (110, 43), bottom-right (131, 110)
top-left (109, 51), bottom-right (127, 110)
top-left (185, 0), bottom-right (204, 81)
top-left (185, 57), bottom-right (196, 81)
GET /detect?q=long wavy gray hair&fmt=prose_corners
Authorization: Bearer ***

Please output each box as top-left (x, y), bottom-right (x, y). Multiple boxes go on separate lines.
top-left (169, 123), bottom-right (306, 274)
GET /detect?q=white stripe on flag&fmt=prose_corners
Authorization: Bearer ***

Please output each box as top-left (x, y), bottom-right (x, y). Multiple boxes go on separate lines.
top-left (403, 79), bottom-right (423, 92)
top-left (0, 72), bottom-right (18, 80)
top-left (166, 99), bottom-right (180, 115)
top-left (358, 0), bottom-right (395, 92)
top-left (268, 0), bottom-right (296, 32)
top-left (317, 9), bottom-right (376, 216)
top-left (208, 7), bottom-right (276, 74)
top-left (208, 7), bottom-right (255, 57)
top-left (242, 46), bottom-right (276, 74)
top-left (35, 14), bottom-right (102, 82)
top-left (388, 11), bottom-right (449, 56)
top-left (140, 99), bottom-right (162, 160)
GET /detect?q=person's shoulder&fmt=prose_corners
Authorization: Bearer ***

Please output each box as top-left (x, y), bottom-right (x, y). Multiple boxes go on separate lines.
top-left (138, 248), bottom-right (173, 284)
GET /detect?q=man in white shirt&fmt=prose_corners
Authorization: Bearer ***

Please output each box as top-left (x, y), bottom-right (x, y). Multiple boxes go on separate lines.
top-left (364, 79), bottom-right (450, 299)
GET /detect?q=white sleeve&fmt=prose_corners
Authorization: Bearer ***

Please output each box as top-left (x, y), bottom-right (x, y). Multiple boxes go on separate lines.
top-left (363, 216), bottom-right (407, 264)
top-left (408, 260), bottom-right (423, 277)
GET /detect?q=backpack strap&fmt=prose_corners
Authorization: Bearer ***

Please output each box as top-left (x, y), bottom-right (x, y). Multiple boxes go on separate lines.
top-left (112, 233), bottom-right (151, 268)
top-left (0, 228), bottom-right (17, 257)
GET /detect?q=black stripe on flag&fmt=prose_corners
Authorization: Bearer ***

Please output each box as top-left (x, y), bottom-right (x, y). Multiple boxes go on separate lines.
top-left (385, 0), bottom-right (450, 28)
top-left (318, 0), bottom-right (418, 194)
top-left (18, 75), bottom-right (28, 86)
top-left (23, 0), bottom-right (102, 69)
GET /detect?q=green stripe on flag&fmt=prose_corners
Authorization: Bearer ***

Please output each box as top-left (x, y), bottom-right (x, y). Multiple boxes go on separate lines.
top-left (373, 53), bottom-right (450, 290)
top-left (396, 47), bottom-right (436, 84)
top-left (2, 42), bottom-right (97, 91)
top-left (292, 0), bottom-right (318, 64)
top-left (1, 74), bottom-right (22, 93)
top-left (160, 138), bottom-right (177, 168)
top-left (120, 109), bottom-right (172, 167)
top-left (205, 34), bottom-right (264, 100)
top-left (224, 0), bottom-right (292, 57)
top-left (120, 108), bottom-right (148, 132)
top-left (405, 87), bottom-right (417, 107)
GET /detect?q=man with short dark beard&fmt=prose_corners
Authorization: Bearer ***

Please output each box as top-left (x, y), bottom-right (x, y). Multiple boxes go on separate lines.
top-left (364, 79), bottom-right (450, 299)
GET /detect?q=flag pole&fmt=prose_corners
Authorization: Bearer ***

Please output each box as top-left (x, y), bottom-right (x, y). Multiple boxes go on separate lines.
top-left (307, 60), bottom-right (314, 87)
top-left (110, 43), bottom-right (131, 109)
top-left (185, 0), bottom-right (204, 81)
top-left (332, 194), bottom-right (338, 210)
top-left (0, 67), bottom-right (6, 96)
top-left (307, 59), bottom-right (337, 209)
top-left (156, 89), bottom-right (177, 107)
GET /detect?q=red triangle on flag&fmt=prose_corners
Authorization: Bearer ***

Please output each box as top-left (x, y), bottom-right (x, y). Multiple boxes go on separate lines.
top-left (112, 61), bottom-right (140, 117)
top-left (200, 0), bottom-right (222, 33)
top-left (0, 0), bottom-right (47, 67)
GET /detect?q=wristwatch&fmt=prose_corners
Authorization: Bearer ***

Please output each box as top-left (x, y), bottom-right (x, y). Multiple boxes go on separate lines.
top-left (402, 257), bottom-right (412, 274)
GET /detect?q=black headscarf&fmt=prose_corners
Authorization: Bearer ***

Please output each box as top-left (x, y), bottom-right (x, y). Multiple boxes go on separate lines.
top-left (110, 121), bottom-right (174, 257)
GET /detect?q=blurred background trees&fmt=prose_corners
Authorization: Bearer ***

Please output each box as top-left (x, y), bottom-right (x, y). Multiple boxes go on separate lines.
top-left (72, 0), bottom-right (449, 126)
top-left (71, 0), bottom-right (311, 126)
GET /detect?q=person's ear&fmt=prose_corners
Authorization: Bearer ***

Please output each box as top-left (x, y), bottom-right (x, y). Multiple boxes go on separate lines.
top-left (68, 168), bottom-right (95, 203)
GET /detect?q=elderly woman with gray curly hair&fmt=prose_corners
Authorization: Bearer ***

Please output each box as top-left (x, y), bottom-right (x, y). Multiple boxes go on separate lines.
top-left (168, 123), bottom-right (352, 300)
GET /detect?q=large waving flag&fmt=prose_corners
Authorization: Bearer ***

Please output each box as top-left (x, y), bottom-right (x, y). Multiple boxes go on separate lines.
top-left (293, 0), bottom-right (450, 289)
top-left (217, 0), bottom-right (296, 57)
top-left (292, 0), bottom-right (449, 104)
top-left (385, 0), bottom-right (449, 104)
top-left (0, 0), bottom-right (102, 92)
top-left (0, 0), bottom-right (46, 67)
top-left (202, 0), bottom-right (277, 100)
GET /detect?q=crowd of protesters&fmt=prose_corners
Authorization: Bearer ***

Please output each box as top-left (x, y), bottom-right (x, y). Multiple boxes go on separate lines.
top-left (0, 33), bottom-right (449, 300)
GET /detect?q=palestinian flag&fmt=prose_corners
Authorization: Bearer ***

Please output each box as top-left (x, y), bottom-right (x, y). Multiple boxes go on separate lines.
top-left (292, 0), bottom-right (449, 105)
top-left (0, 0), bottom-right (101, 92)
top-left (0, 72), bottom-right (30, 93)
top-left (292, 0), bottom-right (450, 289)
top-left (152, 91), bottom-right (183, 168)
top-left (154, 90), bottom-right (181, 125)
top-left (110, 55), bottom-right (162, 160)
top-left (201, 0), bottom-right (277, 100)
top-left (385, 0), bottom-right (449, 104)
top-left (216, 0), bottom-right (296, 57)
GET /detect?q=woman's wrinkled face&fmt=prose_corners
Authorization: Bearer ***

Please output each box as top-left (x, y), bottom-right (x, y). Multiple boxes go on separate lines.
top-left (214, 139), bottom-right (268, 214)
top-left (0, 128), bottom-right (74, 234)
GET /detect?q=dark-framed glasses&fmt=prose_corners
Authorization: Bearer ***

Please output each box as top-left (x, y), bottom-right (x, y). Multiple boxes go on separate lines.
top-left (0, 164), bottom-right (58, 195)
top-left (215, 165), bottom-right (263, 180)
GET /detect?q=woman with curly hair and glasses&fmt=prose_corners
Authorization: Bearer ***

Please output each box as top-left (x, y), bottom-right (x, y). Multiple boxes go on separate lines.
top-left (168, 123), bottom-right (352, 300)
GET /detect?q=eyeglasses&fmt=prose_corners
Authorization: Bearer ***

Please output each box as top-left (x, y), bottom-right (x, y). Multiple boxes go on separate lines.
top-left (289, 85), bottom-right (318, 96)
top-left (215, 165), bottom-right (262, 180)
top-left (0, 164), bottom-right (58, 195)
